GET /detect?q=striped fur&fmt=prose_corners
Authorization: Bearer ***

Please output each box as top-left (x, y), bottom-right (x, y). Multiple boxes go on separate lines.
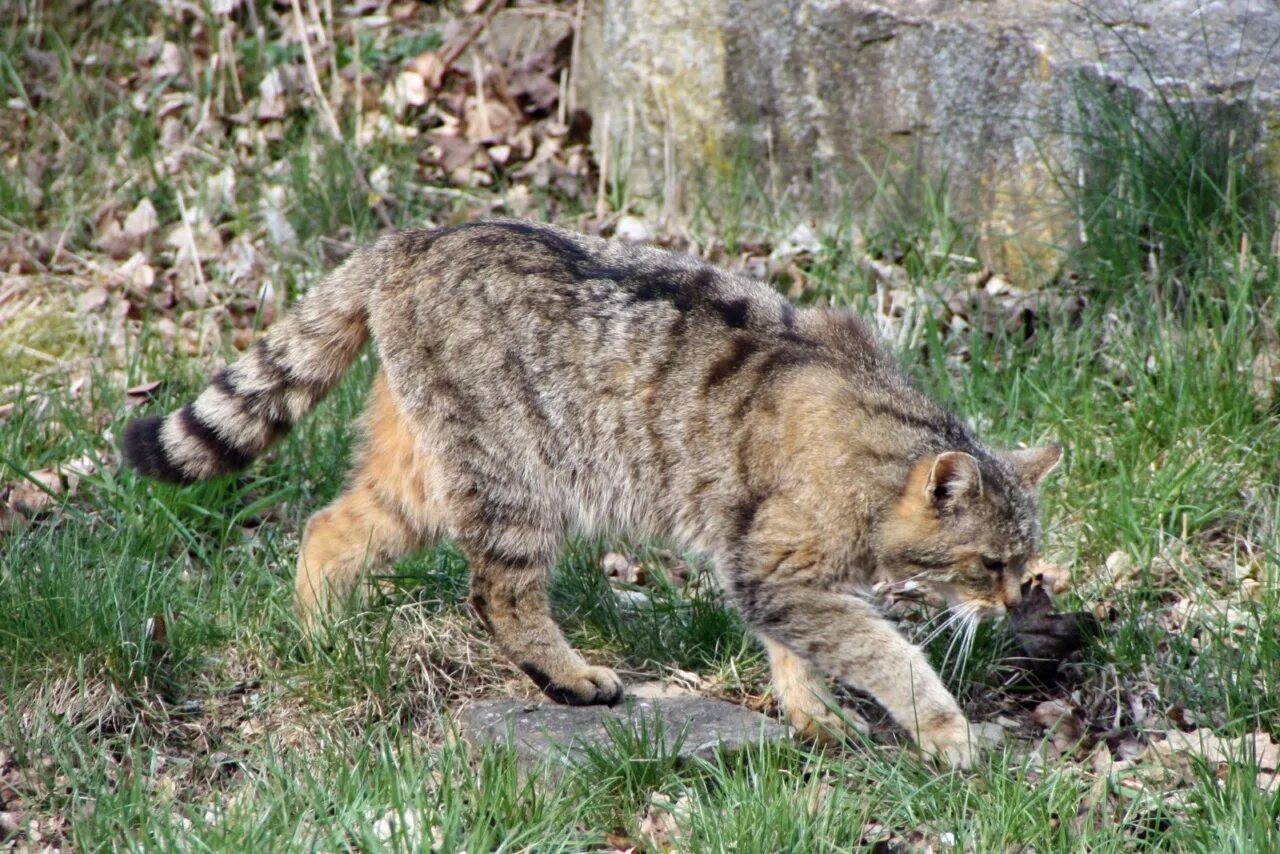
top-left (123, 242), bottom-right (382, 483)
top-left (123, 220), bottom-right (1062, 768)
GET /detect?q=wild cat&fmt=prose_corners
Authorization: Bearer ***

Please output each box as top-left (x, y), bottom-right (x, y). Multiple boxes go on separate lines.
top-left (123, 219), bottom-right (1060, 767)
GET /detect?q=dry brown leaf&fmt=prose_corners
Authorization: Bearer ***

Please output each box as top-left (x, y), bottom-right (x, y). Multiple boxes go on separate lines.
top-left (154, 42), bottom-right (183, 78)
top-left (1146, 728), bottom-right (1280, 791)
top-left (5, 469), bottom-right (62, 515)
top-left (58, 454), bottom-right (97, 493)
top-left (123, 198), bottom-right (159, 243)
top-left (487, 143), bottom-right (511, 165)
top-left (114, 251), bottom-right (157, 296)
top-left (463, 96), bottom-right (516, 144)
top-left (125, 380), bottom-right (163, 399)
top-left (76, 285), bottom-right (110, 314)
top-left (639, 793), bottom-right (689, 852)
top-left (1031, 698), bottom-right (1086, 755)
top-left (1031, 699), bottom-right (1075, 732)
top-left (383, 69), bottom-right (428, 116)
top-left (411, 51), bottom-right (445, 87)
top-left (615, 216), bottom-right (655, 244)
top-left (95, 219), bottom-right (134, 260)
top-left (165, 218), bottom-right (223, 264)
top-left (1030, 557), bottom-right (1069, 594)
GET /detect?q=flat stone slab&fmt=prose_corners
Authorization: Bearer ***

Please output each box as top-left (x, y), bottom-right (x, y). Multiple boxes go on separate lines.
top-left (456, 696), bottom-right (789, 767)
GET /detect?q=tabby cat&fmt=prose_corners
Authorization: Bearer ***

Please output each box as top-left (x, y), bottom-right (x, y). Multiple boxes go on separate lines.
top-left (123, 219), bottom-right (1060, 767)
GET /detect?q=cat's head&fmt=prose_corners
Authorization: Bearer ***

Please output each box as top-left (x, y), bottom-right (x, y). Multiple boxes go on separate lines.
top-left (875, 444), bottom-right (1062, 617)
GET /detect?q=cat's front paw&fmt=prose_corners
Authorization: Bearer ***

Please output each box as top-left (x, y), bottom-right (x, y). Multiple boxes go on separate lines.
top-left (917, 715), bottom-right (975, 770)
top-left (525, 663), bottom-right (624, 706)
top-left (788, 705), bottom-right (869, 747)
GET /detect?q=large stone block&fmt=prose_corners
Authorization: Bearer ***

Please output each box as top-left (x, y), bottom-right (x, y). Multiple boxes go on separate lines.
top-left (579, 0), bottom-right (1280, 277)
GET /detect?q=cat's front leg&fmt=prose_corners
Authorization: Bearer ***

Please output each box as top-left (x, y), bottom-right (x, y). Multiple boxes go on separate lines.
top-left (761, 636), bottom-right (868, 745)
top-left (741, 583), bottom-right (973, 768)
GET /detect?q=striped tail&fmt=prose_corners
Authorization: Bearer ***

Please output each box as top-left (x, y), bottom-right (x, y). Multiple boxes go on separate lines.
top-left (123, 249), bottom-right (374, 484)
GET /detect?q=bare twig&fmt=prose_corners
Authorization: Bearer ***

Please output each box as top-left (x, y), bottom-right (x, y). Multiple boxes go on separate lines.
top-left (432, 0), bottom-right (509, 88)
top-left (595, 109), bottom-right (610, 218)
top-left (173, 190), bottom-right (207, 303)
top-left (569, 0), bottom-right (584, 115)
top-left (353, 25), bottom-right (363, 150)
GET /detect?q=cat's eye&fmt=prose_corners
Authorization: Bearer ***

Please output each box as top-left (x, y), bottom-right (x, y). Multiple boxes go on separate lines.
top-left (982, 557), bottom-right (1006, 573)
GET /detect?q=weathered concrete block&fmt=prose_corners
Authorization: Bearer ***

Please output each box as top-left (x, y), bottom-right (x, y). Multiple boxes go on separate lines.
top-left (456, 696), bottom-right (789, 766)
top-left (579, 0), bottom-right (1280, 278)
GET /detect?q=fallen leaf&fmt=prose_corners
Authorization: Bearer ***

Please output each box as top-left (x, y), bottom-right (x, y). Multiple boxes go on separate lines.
top-left (1031, 699), bottom-right (1078, 734)
top-left (638, 792), bottom-right (689, 852)
top-left (969, 721), bottom-right (1006, 752)
top-left (122, 197), bottom-right (159, 243)
top-left (76, 285), bottom-right (110, 313)
top-left (615, 216), bottom-right (655, 243)
top-left (256, 67), bottom-right (289, 120)
top-left (5, 468), bottom-right (62, 514)
top-left (383, 69), bottom-right (428, 116)
top-left (95, 219), bottom-right (133, 260)
top-left (411, 51), bottom-right (445, 87)
top-left (125, 380), bottom-right (163, 398)
top-left (1031, 699), bottom-right (1086, 755)
top-left (1146, 728), bottom-right (1280, 791)
top-left (154, 42), bottom-right (183, 78)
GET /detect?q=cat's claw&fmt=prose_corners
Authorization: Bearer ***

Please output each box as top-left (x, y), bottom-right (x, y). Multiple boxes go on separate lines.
top-left (540, 665), bottom-right (624, 706)
top-left (918, 717), bottom-right (976, 770)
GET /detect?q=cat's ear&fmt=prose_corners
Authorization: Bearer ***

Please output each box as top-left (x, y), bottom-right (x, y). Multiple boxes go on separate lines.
top-left (1001, 444), bottom-right (1063, 491)
top-left (924, 451), bottom-right (983, 508)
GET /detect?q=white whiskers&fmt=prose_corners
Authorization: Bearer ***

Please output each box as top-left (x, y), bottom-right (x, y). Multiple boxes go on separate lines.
top-left (917, 602), bottom-right (972, 649)
top-left (915, 601), bottom-right (981, 681)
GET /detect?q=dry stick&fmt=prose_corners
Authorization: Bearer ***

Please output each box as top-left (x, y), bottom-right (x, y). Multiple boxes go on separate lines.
top-left (568, 0), bottom-right (584, 116)
top-left (595, 109), bottom-right (610, 219)
top-left (432, 0), bottom-right (509, 89)
top-left (319, 0), bottom-right (339, 109)
top-left (472, 51), bottom-right (492, 140)
top-left (174, 189), bottom-right (208, 304)
top-left (223, 26), bottom-right (245, 108)
top-left (660, 89), bottom-right (676, 227)
top-left (288, 0), bottom-right (394, 230)
top-left (557, 68), bottom-right (568, 128)
top-left (305, 0), bottom-right (326, 45)
top-left (353, 26), bottom-right (363, 151)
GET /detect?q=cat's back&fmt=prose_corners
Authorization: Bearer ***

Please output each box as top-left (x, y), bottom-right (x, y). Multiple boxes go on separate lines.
top-left (367, 219), bottom-right (860, 540)
top-left (369, 219), bottom-right (817, 413)
top-left (370, 219), bottom-right (791, 339)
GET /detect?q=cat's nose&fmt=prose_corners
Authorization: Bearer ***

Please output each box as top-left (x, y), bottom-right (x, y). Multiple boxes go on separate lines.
top-left (1001, 578), bottom-right (1025, 607)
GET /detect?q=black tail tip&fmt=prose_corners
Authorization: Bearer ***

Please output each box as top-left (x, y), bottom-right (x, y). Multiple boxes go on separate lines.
top-left (122, 415), bottom-right (193, 484)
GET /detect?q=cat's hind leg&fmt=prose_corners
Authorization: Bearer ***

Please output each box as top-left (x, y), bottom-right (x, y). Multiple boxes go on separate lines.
top-left (295, 371), bottom-right (446, 632)
top-left (452, 490), bottom-right (622, 706)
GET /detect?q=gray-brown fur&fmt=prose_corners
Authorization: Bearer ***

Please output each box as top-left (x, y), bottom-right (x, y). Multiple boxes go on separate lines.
top-left (123, 219), bottom-right (1061, 766)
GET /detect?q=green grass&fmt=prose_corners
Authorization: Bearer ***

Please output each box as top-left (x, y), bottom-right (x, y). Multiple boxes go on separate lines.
top-left (1069, 73), bottom-right (1276, 305)
top-left (3, 1), bottom-right (1280, 850)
